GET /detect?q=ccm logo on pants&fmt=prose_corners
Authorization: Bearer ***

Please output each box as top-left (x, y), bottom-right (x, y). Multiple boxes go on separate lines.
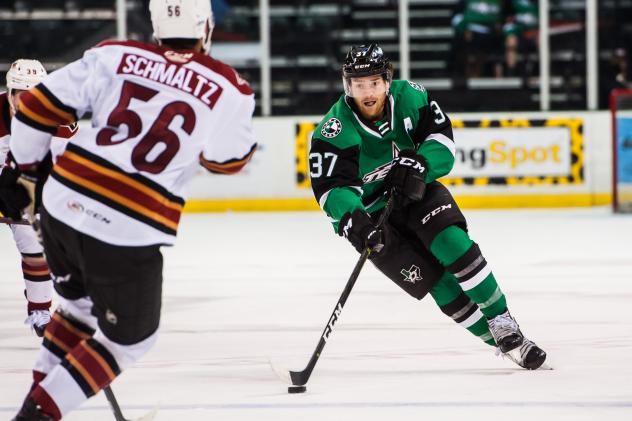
top-left (422, 204), bottom-right (452, 224)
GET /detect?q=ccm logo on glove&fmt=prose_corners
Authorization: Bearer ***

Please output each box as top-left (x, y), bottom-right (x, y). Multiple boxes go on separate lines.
top-left (385, 149), bottom-right (427, 206)
top-left (395, 156), bottom-right (425, 173)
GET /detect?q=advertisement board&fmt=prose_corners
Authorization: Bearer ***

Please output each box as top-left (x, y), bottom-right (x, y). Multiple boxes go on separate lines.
top-left (295, 118), bottom-right (584, 189)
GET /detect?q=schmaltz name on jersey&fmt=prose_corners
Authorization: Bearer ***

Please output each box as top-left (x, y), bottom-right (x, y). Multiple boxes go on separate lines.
top-left (117, 53), bottom-right (223, 109)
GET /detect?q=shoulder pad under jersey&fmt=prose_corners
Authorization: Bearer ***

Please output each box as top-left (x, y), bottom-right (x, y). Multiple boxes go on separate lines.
top-left (390, 80), bottom-right (430, 108)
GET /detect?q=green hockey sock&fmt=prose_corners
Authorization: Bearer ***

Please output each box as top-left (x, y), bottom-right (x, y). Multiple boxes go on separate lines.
top-left (430, 226), bottom-right (507, 319)
top-left (430, 271), bottom-right (495, 346)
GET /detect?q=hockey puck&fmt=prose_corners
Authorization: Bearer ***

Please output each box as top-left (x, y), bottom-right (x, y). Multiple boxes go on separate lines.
top-left (288, 385), bottom-right (307, 394)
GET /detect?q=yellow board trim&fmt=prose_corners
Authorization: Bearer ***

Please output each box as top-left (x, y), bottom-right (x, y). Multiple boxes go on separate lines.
top-left (184, 198), bottom-right (320, 212)
top-left (183, 193), bottom-right (612, 213)
top-left (453, 193), bottom-right (611, 208)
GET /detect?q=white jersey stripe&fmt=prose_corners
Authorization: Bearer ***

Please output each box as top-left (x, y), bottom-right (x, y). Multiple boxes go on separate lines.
top-left (424, 132), bottom-right (456, 158)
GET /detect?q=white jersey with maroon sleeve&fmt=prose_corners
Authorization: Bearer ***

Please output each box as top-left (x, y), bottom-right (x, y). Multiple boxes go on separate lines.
top-left (0, 91), bottom-right (75, 170)
top-left (0, 92), bottom-right (13, 167)
top-left (0, 90), bottom-right (77, 254)
top-left (10, 40), bottom-right (257, 246)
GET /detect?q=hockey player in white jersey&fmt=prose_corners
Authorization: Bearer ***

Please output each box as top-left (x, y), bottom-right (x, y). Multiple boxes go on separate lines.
top-left (0, 59), bottom-right (76, 337)
top-left (9, 0), bottom-right (257, 419)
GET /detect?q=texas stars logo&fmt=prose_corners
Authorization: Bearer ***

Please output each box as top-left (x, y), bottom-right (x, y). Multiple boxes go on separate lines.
top-left (321, 117), bottom-right (342, 138)
top-left (400, 265), bottom-right (423, 284)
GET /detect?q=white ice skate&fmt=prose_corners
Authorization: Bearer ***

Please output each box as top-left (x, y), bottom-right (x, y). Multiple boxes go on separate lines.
top-left (25, 310), bottom-right (51, 337)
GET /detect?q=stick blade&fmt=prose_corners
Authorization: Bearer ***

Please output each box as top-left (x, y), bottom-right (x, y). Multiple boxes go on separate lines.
top-left (268, 358), bottom-right (308, 386)
top-left (268, 358), bottom-right (292, 384)
top-left (289, 370), bottom-right (308, 386)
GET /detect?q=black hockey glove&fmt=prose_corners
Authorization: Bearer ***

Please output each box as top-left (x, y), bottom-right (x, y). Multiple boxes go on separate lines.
top-left (338, 209), bottom-right (385, 254)
top-left (20, 153), bottom-right (53, 216)
top-left (385, 149), bottom-right (427, 208)
top-left (0, 166), bottom-right (31, 220)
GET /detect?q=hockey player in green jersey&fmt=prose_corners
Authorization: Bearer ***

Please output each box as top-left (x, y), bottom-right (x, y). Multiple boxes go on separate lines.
top-left (310, 44), bottom-right (546, 370)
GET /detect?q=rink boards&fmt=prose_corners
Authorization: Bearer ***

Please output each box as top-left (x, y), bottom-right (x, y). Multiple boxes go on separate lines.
top-left (77, 110), bottom-right (613, 211)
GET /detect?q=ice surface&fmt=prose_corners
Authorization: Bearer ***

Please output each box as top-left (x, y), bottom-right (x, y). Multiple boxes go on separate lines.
top-left (1, 208), bottom-right (631, 420)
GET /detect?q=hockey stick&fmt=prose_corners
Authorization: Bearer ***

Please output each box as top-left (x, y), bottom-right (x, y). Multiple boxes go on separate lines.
top-left (103, 386), bottom-right (129, 421)
top-left (103, 385), bottom-right (157, 421)
top-left (275, 193), bottom-right (395, 387)
top-left (0, 216), bottom-right (29, 225)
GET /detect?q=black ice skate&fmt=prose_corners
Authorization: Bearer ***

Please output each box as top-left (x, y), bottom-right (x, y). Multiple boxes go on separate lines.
top-left (12, 398), bottom-right (53, 421)
top-left (487, 310), bottom-right (524, 353)
top-left (504, 339), bottom-right (547, 370)
top-left (489, 311), bottom-right (547, 370)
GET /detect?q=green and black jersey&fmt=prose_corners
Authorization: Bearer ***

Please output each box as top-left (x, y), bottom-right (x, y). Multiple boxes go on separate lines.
top-left (504, 0), bottom-right (538, 36)
top-left (453, 0), bottom-right (505, 34)
top-left (310, 80), bottom-right (456, 232)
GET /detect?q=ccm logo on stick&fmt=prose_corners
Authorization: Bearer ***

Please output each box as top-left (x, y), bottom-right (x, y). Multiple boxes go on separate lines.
top-left (422, 204), bottom-right (452, 224)
top-left (322, 303), bottom-right (343, 342)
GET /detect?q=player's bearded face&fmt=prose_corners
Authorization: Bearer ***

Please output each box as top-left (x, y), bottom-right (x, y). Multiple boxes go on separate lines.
top-left (348, 76), bottom-right (388, 121)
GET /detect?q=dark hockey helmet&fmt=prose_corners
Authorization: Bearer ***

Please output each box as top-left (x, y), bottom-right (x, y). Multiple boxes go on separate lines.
top-left (342, 44), bottom-right (392, 96)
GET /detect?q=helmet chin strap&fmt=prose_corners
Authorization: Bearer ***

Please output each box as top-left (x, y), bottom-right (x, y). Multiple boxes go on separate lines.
top-left (201, 38), bottom-right (210, 54)
top-left (7, 89), bottom-right (18, 117)
top-left (202, 19), bottom-right (213, 54)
